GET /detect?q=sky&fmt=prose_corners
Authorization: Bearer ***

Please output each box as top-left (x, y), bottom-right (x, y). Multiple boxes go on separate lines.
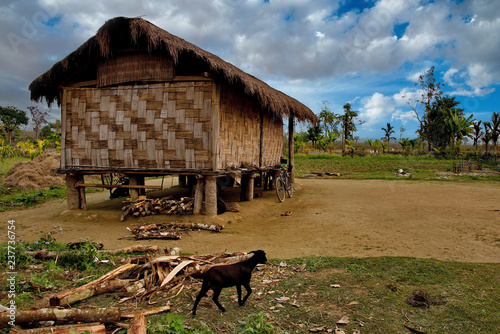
top-left (1, 0), bottom-right (499, 141)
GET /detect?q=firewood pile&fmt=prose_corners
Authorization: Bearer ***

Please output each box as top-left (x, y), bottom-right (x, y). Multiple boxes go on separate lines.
top-left (3, 250), bottom-right (264, 333)
top-left (127, 222), bottom-right (224, 240)
top-left (120, 196), bottom-right (194, 222)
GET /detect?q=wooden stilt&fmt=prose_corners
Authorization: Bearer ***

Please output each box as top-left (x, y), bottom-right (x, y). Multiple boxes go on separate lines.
top-left (66, 174), bottom-right (81, 210)
top-left (288, 113), bottom-right (295, 183)
top-left (78, 174), bottom-right (87, 210)
top-left (244, 172), bottom-right (255, 201)
top-left (205, 176), bottom-right (217, 216)
top-left (129, 177), bottom-right (139, 199)
top-left (193, 175), bottom-right (204, 215)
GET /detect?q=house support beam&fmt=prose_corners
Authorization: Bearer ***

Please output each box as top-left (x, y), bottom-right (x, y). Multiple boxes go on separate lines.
top-left (205, 176), bottom-right (217, 216)
top-left (128, 177), bottom-right (139, 199)
top-left (243, 172), bottom-right (255, 201)
top-left (66, 174), bottom-right (86, 210)
top-left (288, 113), bottom-right (295, 183)
top-left (193, 175), bottom-right (204, 215)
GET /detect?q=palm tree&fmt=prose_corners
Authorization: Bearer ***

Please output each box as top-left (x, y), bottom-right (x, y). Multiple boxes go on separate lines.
top-left (445, 113), bottom-right (474, 154)
top-left (488, 112), bottom-right (500, 158)
top-left (381, 122), bottom-right (396, 144)
top-left (472, 121), bottom-right (483, 152)
top-left (483, 122), bottom-right (492, 155)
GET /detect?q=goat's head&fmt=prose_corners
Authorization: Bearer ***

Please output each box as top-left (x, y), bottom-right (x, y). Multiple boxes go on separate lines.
top-left (249, 250), bottom-right (267, 264)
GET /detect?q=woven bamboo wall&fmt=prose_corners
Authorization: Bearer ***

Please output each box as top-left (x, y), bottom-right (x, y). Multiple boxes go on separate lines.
top-left (61, 81), bottom-right (214, 170)
top-left (97, 53), bottom-right (174, 87)
top-left (261, 112), bottom-right (283, 167)
top-left (218, 84), bottom-right (283, 169)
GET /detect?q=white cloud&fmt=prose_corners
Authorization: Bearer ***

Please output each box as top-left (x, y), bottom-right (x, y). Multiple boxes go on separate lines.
top-left (0, 0), bottom-right (499, 140)
top-left (443, 68), bottom-right (460, 87)
top-left (358, 92), bottom-right (396, 129)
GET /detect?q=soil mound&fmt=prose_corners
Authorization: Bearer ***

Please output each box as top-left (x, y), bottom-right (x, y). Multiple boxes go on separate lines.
top-left (1, 152), bottom-right (65, 189)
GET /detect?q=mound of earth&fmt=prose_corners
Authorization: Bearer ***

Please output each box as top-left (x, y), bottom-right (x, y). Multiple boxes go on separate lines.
top-left (1, 152), bottom-right (65, 189)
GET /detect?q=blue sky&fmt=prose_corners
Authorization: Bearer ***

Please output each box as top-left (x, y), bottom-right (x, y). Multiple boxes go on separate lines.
top-left (1, 0), bottom-right (499, 141)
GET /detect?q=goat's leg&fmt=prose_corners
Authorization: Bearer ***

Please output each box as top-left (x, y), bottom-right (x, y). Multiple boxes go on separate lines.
top-left (236, 285), bottom-right (243, 305)
top-left (192, 285), bottom-right (209, 316)
top-left (212, 287), bottom-right (226, 312)
top-left (240, 283), bottom-right (252, 305)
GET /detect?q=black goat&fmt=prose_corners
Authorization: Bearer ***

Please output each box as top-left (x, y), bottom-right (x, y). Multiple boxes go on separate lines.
top-left (192, 250), bottom-right (267, 315)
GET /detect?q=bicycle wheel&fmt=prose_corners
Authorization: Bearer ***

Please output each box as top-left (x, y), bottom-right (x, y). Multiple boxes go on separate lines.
top-left (286, 175), bottom-right (293, 198)
top-left (275, 177), bottom-right (286, 202)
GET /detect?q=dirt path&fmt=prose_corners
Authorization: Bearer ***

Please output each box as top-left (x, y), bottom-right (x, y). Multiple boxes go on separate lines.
top-left (2, 179), bottom-right (499, 263)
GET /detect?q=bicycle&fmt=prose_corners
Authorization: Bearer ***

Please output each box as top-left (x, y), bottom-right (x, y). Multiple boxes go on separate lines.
top-left (275, 165), bottom-right (293, 202)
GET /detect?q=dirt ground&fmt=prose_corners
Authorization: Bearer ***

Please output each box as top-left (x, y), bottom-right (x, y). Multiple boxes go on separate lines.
top-left (2, 178), bottom-right (499, 263)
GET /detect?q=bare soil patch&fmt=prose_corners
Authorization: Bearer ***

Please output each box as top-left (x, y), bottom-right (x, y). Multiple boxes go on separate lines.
top-left (2, 179), bottom-right (499, 263)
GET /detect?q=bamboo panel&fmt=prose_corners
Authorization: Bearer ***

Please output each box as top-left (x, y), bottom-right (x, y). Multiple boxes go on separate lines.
top-left (63, 82), bottom-right (214, 170)
top-left (217, 84), bottom-right (282, 169)
top-left (97, 53), bottom-right (174, 87)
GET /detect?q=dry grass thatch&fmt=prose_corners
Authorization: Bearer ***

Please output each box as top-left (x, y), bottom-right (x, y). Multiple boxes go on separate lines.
top-left (30, 16), bottom-right (317, 123)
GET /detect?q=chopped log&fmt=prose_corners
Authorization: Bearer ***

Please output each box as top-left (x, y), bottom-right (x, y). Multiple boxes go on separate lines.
top-left (121, 304), bottom-right (171, 318)
top-left (120, 207), bottom-right (132, 221)
top-left (99, 245), bottom-right (160, 255)
top-left (120, 196), bottom-right (194, 221)
top-left (166, 222), bottom-right (224, 232)
top-left (49, 279), bottom-right (132, 307)
top-left (23, 245), bottom-right (159, 260)
top-left (132, 230), bottom-right (181, 240)
top-left (0, 307), bottom-right (120, 326)
top-left (9, 322), bottom-right (106, 334)
top-left (49, 263), bottom-right (137, 306)
top-left (127, 315), bottom-right (147, 334)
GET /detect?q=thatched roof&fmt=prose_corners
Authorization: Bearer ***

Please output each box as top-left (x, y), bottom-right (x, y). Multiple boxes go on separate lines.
top-left (29, 16), bottom-right (316, 123)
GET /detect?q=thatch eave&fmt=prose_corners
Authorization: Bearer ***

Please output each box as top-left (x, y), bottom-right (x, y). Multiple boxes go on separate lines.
top-left (29, 16), bottom-right (317, 123)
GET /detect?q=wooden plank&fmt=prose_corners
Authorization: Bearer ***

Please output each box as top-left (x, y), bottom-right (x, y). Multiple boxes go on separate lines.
top-left (76, 183), bottom-right (162, 189)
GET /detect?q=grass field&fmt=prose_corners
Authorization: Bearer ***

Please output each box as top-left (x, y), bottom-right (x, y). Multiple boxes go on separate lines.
top-left (294, 153), bottom-right (500, 181)
top-left (1, 154), bottom-right (499, 333)
top-left (1, 239), bottom-right (498, 333)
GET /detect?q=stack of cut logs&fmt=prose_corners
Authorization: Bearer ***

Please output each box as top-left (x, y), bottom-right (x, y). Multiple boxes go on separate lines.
top-left (121, 196), bottom-right (194, 221)
top-left (128, 222), bottom-right (224, 240)
top-left (2, 249), bottom-right (257, 333)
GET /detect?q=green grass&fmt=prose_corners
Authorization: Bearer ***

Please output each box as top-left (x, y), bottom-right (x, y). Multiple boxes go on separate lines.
top-left (0, 185), bottom-right (67, 212)
top-left (3, 241), bottom-right (498, 333)
top-left (294, 153), bottom-right (500, 181)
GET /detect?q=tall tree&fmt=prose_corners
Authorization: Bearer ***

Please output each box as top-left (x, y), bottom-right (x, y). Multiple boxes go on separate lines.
top-left (486, 112), bottom-right (500, 157)
top-left (339, 103), bottom-right (363, 154)
top-left (403, 66), bottom-right (443, 151)
top-left (445, 112), bottom-right (474, 154)
top-left (472, 121), bottom-right (483, 152)
top-left (381, 122), bottom-right (396, 144)
top-left (0, 106), bottom-right (29, 144)
top-left (399, 125), bottom-right (405, 141)
top-left (482, 122), bottom-right (492, 155)
top-left (318, 101), bottom-right (339, 151)
top-left (426, 96), bottom-right (470, 152)
top-left (306, 123), bottom-right (322, 149)
top-left (27, 106), bottom-right (50, 139)
top-left (49, 119), bottom-right (62, 133)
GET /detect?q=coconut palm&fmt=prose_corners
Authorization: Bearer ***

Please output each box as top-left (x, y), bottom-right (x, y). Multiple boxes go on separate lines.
top-left (472, 121), bottom-right (483, 153)
top-left (483, 122), bottom-right (492, 155)
top-left (381, 122), bottom-right (396, 144)
top-left (487, 112), bottom-right (500, 158)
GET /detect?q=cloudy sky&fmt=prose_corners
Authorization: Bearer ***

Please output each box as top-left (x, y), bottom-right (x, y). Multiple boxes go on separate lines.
top-left (1, 0), bottom-right (499, 140)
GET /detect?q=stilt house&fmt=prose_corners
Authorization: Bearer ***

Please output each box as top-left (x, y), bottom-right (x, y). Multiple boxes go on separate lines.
top-left (29, 17), bottom-right (316, 215)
